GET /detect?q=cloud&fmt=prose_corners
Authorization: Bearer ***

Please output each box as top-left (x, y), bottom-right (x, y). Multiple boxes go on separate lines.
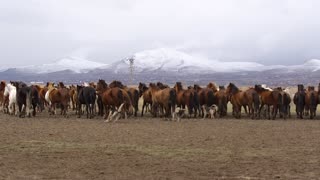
top-left (1, 0), bottom-right (320, 66)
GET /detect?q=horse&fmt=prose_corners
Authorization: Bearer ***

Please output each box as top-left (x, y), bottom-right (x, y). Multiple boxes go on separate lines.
top-left (174, 82), bottom-right (195, 118)
top-left (138, 82), bottom-right (153, 116)
top-left (255, 84), bottom-right (283, 120)
top-left (11, 81), bottom-right (34, 118)
top-left (156, 82), bottom-right (169, 89)
top-left (4, 83), bottom-right (17, 115)
top-left (214, 86), bottom-right (228, 117)
top-left (226, 83), bottom-right (258, 119)
top-left (45, 82), bottom-right (70, 117)
top-left (304, 86), bottom-right (317, 119)
top-left (77, 85), bottom-right (96, 119)
top-left (96, 79), bottom-right (133, 121)
top-left (207, 82), bottom-right (219, 93)
top-left (109, 80), bottom-right (139, 117)
top-left (293, 84), bottom-right (306, 119)
top-left (69, 85), bottom-right (77, 110)
top-left (0, 81), bottom-right (6, 112)
top-left (35, 84), bottom-right (48, 112)
top-left (194, 84), bottom-right (216, 118)
top-left (149, 83), bottom-right (176, 120)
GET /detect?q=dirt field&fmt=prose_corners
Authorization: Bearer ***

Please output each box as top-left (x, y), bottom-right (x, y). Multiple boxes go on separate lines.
top-left (1, 112), bottom-right (320, 180)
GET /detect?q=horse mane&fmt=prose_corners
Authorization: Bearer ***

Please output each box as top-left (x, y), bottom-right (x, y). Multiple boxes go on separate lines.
top-left (110, 80), bottom-right (125, 89)
top-left (307, 86), bottom-right (315, 91)
top-left (98, 79), bottom-right (108, 89)
top-left (219, 86), bottom-right (225, 90)
top-left (157, 82), bottom-right (169, 89)
top-left (0, 81), bottom-right (6, 91)
top-left (58, 82), bottom-right (65, 88)
top-left (228, 83), bottom-right (240, 94)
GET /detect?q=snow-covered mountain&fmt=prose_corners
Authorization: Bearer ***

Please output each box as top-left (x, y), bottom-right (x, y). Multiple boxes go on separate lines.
top-left (1, 48), bottom-right (320, 75)
top-left (106, 48), bottom-right (273, 73)
top-left (13, 57), bottom-right (107, 74)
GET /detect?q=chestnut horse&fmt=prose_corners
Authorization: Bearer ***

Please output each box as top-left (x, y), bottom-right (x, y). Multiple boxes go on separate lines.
top-left (255, 84), bottom-right (282, 120)
top-left (149, 83), bottom-right (176, 120)
top-left (109, 80), bottom-right (139, 117)
top-left (96, 79), bottom-right (133, 121)
top-left (174, 82), bottom-right (195, 117)
top-left (35, 84), bottom-right (48, 112)
top-left (304, 86), bottom-right (317, 119)
top-left (69, 85), bottom-right (77, 110)
top-left (227, 83), bottom-right (260, 119)
top-left (45, 82), bottom-right (70, 116)
top-left (138, 82), bottom-right (153, 116)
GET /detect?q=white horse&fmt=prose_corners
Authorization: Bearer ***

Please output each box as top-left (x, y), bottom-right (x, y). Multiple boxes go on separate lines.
top-left (4, 84), bottom-right (17, 115)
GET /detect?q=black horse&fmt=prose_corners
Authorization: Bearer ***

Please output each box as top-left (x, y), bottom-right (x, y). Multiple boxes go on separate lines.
top-left (11, 81), bottom-right (39, 118)
top-left (294, 84), bottom-right (306, 119)
top-left (77, 85), bottom-right (96, 119)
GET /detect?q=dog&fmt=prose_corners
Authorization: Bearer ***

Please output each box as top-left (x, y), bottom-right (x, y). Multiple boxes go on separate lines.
top-left (202, 105), bottom-right (217, 119)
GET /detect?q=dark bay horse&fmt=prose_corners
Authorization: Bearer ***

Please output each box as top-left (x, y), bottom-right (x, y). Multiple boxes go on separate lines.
top-left (149, 83), bottom-right (176, 120)
top-left (0, 81), bottom-right (6, 112)
top-left (293, 84), bottom-right (306, 119)
top-left (214, 86), bottom-right (228, 117)
top-left (174, 82), bottom-right (195, 117)
top-left (304, 86), bottom-right (317, 119)
top-left (255, 85), bottom-right (282, 120)
top-left (109, 80), bottom-right (139, 117)
top-left (194, 84), bottom-right (216, 117)
top-left (138, 82), bottom-right (153, 116)
top-left (77, 85), bottom-right (96, 119)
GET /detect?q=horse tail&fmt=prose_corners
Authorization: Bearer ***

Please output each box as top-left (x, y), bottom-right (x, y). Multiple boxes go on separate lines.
top-left (133, 90), bottom-right (139, 112)
top-left (169, 89), bottom-right (176, 107)
top-left (207, 90), bottom-right (214, 106)
top-left (310, 92), bottom-right (316, 111)
top-left (188, 92), bottom-right (194, 114)
top-left (253, 92), bottom-right (260, 112)
top-left (117, 89), bottom-right (123, 103)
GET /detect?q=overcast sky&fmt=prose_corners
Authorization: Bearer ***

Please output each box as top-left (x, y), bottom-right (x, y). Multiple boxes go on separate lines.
top-left (1, 0), bottom-right (320, 66)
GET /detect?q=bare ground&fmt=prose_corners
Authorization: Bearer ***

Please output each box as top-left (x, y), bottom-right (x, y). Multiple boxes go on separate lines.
top-left (0, 112), bottom-right (320, 179)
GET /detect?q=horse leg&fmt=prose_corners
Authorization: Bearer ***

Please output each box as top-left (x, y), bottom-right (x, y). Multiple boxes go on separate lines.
top-left (141, 101), bottom-right (146, 117)
top-left (86, 103), bottom-right (89, 119)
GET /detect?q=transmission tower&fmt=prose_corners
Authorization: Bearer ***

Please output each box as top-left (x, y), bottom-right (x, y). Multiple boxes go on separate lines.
top-left (128, 56), bottom-right (135, 85)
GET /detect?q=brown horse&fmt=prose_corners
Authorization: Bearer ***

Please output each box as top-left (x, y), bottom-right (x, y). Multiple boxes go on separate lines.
top-left (156, 82), bottom-right (169, 89)
top-left (214, 86), bottom-right (228, 117)
top-left (226, 83), bottom-right (260, 119)
top-left (255, 85), bottom-right (282, 120)
top-left (45, 82), bottom-right (70, 116)
top-left (109, 80), bottom-right (139, 117)
top-left (194, 84), bottom-right (216, 118)
top-left (138, 82), bottom-right (153, 116)
top-left (96, 79), bottom-right (133, 121)
top-left (294, 84), bottom-right (306, 119)
top-left (174, 82), bottom-right (196, 118)
top-left (304, 86), bottom-right (317, 119)
top-left (35, 84), bottom-right (48, 112)
top-left (0, 81), bottom-right (6, 112)
top-left (69, 85), bottom-right (77, 110)
top-left (149, 83), bottom-right (176, 120)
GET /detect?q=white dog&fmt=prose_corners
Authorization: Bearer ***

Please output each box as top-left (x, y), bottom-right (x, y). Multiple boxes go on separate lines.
top-left (202, 105), bottom-right (217, 119)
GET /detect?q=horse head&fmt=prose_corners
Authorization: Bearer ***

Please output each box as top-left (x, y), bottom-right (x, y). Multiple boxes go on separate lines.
top-left (226, 83), bottom-right (239, 95)
top-left (207, 82), bottom-right (219, 92)
top-left (174, 82), bottom-right (183, 92)
top-left (96, 79), bottom-right (108, 93)
top-left (0, 81), bottom-right (6, 91)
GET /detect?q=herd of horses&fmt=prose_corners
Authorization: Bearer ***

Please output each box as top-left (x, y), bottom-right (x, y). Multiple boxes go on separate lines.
top-left (0, 80), bottom-right (318, 121)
